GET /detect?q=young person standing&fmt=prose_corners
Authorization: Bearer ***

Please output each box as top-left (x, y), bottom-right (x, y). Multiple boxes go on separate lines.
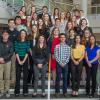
top-left (54, 33), bottom-right (70, 97)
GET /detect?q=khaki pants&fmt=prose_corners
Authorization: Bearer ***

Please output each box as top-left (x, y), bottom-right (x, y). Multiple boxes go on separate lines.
top-left (0, 61), bottom-right (11, 93)
top-left (11, 54), bottom-right (16, 82)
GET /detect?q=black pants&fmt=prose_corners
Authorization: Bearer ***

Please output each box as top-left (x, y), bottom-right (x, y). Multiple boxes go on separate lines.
top-left (71, 61), bottom-right (83, 91)
top-left (15, 57), bottom-right (28, 94)
top-left (85, 64), bottom-right (98, 94)
top-left (27, 54), bottom-right (34, 84)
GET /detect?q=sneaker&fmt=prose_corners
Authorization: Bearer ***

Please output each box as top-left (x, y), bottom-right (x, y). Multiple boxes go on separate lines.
top-left (55, 93), bottom-right (60, 98)
top-left (0, 93), bottom-right (4, 98)
top-left (15, 93), bottom-right (19, 97)
top-left (5, 91), bottom-right (10, 98)
top-left (32, 92), bottom-right (37, 97)
top-left (63, 93), bottom-right (67, 97)
top-left (23, 93), bottom-right (28, 97)
top-left (42, 92), bottom-right (46, 97)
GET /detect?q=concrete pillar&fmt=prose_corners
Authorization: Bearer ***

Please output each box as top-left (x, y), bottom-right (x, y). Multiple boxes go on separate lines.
top-left (81, 0), bottom-right (88, 17)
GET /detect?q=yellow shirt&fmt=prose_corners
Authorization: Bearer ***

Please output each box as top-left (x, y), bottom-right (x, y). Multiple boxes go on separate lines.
top-left (71, 45), bottom-right (85, 59)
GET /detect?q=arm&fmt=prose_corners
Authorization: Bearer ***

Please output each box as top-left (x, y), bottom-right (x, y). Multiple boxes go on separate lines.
top-left (54, 46), bottom-right (62, 65)
top-left (22, 54), bottom-right (28, 64)
top-left (71, 48), bottom-right (79, 65)
top-left (3, 42), bottom-right (14, 62)
top-left (85, 51), bottom-right (92, 67)
top-left (90, 50), bottom-right (100, 63)
top-left (64, 47), bottom-right (71, 65)
top-left (78, 51), bottom-right (85, 62)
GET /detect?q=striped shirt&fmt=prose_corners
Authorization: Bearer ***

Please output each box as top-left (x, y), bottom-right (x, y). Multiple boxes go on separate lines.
top-left (54, 43), bottom-right (71, 65)
top-left (15, 40), bottom-right (30, 57)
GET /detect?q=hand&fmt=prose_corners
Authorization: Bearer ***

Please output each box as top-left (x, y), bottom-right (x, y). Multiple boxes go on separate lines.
top-left (61, 63), bottom-right (65, 68)
top-left (37, 64), bottom-right (43, 69)
top-left (74, 60), bottom-right (79, 65)
top-left (87, 61), bottom-right (92, 67)
top-left (52, 54), bottom-right (55, 59)
top-left (0, 58), bottom-right (4, 61)
top-left (0, 58), bottom-right (5, 64)
top-left (19, 61), bottom-right (23, 65)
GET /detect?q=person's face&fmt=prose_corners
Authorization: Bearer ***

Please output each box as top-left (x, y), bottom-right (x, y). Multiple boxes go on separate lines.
top-left (21, 7), bottom-right (26, 13)
top-left (61, 12), bottom-right (65, 19)
top-left (66, 12), bottom-right (71, 17)
top-left (44, 14), bottom-right (49, 21)
top-left (2, 32), bottom-right (9, 41)
top-left (32, 25), bottom-right (38, 33)
top-left (69, 30), bottom-right (75, 38)
top-left (55, 9), bottom-right (59, 14)
top-left (60, 35), bottom-right (66, 43)
top-left (43, 7), bottom-right (48, 14)
top-left (15, 18), bottom-right (21, 25)
top-left (75, 11), bottom-right (80, 17)
top-left (54, 28), bottom-right (59, 36)
top-left (27, 16), bottom-right (31, 22)
top-left (38, 19), bottom-right (43, 26)
top-left (18, 11), bottom-right (24, 17)
top-left (32, 6), bottom-right (36, 13)
top-left (55, 19), bottom-right (60, 26)
top-left (82, 19), bottom-right (87, 26)
top-left (72, 16), bottom-right (76, 22)
top-left (75, 36), bottom-right (81, 43)
top-left (39, 36), bottom-right (45, 43)
top-left (32, 13), bottom-right (37, 19)
top-left (84, 30), bottom-right (90, 38)
top-left (20, 31), bottom-right (26, 40)
top-left (8, 20), bottom-right (15, 28)
top-left (80, 11), bottom-right (84, 17)
top-left (68, 22), bottom-right (73, 29)
top-left (90, 36), bottom-right (95, 45)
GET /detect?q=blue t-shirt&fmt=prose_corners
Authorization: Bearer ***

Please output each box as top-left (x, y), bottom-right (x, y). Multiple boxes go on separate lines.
top-left (86, 45), bottom-right (100, 64)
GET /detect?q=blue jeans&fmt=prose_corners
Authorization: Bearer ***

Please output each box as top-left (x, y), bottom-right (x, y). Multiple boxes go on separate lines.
top-left (55, 63), bottom-right (68, 94)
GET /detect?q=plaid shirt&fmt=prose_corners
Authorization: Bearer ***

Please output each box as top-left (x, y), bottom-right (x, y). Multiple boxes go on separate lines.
top-left (54, 43), bottom-right (71, 65)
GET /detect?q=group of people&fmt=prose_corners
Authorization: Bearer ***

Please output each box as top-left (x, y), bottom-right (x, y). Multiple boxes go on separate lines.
top-left (0, 4), bottom-right (100, 98)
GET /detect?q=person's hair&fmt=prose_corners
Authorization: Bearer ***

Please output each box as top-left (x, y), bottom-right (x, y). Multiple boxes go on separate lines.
top-left (59, 33), bottom-right (66, 38)
top-left (8, 18), bottom-right (15, 23)
top-left (53, 8), bottom-right (60, 18)
top-left (14, 16), bottom-right (21, 22)
top-left (17, 29), bottom-right (28, 41)
top-left (65, 21), bottom-right (74, 31)
top-left (36, 35), bottom-right (47, 49)
top-left (37, 18), bottom-right (46, 31)
top-left (42, 6), bottom-right (48, 9)
top-left (55, 18), bottom-right (60, 22)
top-left (79, 18), bottom-right (88, 26)
top-left (82, 28), bottom-right (91, 46)
top-left (43, 13), bottom-right (52, 26)
top-left (73, 9), bottom-right (80, 13)
top-left (51, 27), bottom-right (60, 38)
top-left (60, 12), bottom-right (66, 20)
top-left (72, 34), bottom-right (81, 48)
top-left (66, 11), bottom-right (71, 21)
top-left (89, 35), bottom-right (96, 47)
top-left (80, 10), bottom-right (84, 13)
top-left (2, 30), bottom-right (9, 35)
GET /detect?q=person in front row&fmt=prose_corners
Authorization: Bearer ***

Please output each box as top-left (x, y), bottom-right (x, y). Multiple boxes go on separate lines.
top-left (0, 31), bottom-right (13, 98)
top-left (71, 35), bottom-right (85, 96)
top-left (85, 35), bottom-right (100, 97)
top-left (54, 33), bottom-right (70, 97)
top-left (32, 35), bottom-right (49, 97)
top-left (14, 29), bottom-right (30, 97)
